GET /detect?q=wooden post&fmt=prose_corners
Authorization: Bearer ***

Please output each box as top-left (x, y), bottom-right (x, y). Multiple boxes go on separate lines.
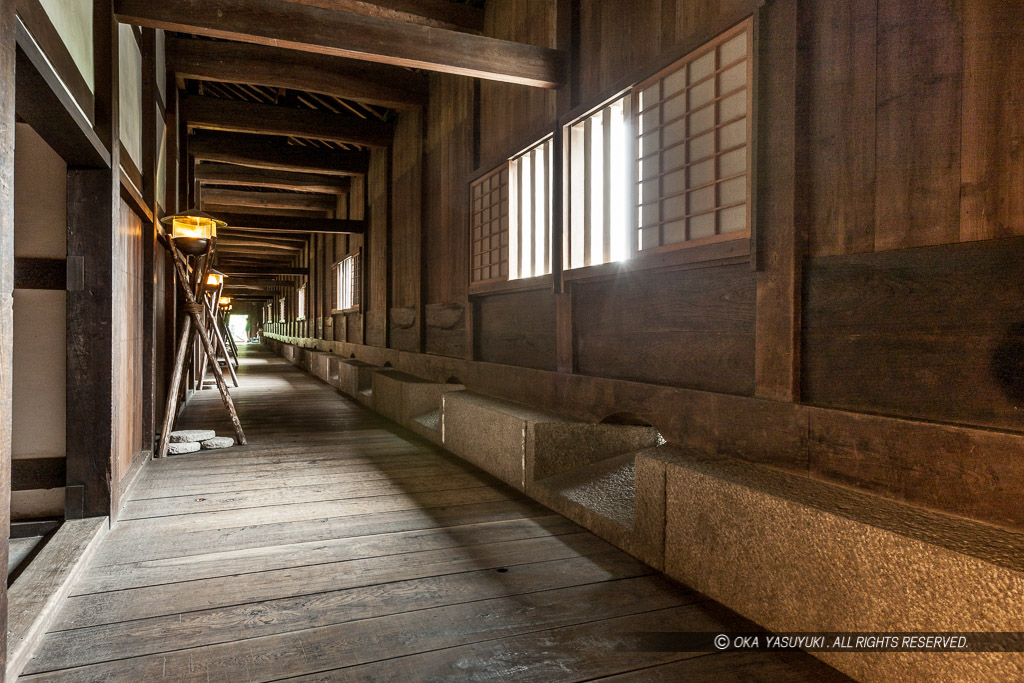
top-left (0, 0), bottom-right (17, 670)
top-left (140, 28), bottom-right (158, 456)
top-left (65, 0), bottom-right (118, 519)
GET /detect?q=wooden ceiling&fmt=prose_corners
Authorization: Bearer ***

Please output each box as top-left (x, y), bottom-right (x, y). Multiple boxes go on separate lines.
top-left (114, 0), bottom-right (558, 301)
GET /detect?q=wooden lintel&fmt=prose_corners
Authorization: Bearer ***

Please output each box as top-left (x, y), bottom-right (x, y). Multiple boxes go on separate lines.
top-left (195, 163), bottom-right (351, 194)
top-left (116, 0), bottom-right (566, 88)
top-left (216, 211), bottom-right (365, 234)
top-left (201, 188), bottom-right (338, 213)
top-left (186, 95), bottom-right (393, 147)
top-left (188, 131), bottom-right (369, 176)
top-left (167, 36), bottom-right (427, 110)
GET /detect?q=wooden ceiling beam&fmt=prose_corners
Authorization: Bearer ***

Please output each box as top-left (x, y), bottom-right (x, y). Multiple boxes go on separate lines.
top-left (205, 203), bottom-right (333, 219)
top-left (116, 0), bottom-right (565, 88)
top-left (222, 278), bottom-right (296, 288)
top-left (186, 95), bottom-right (393, 147)
top-left (202, 188), bottom-right (338, 213)
top-left (195, 163), bottom-right (351, 195)
top-left (167, 36), bottom-right (427, 110)
top-left (215, 211), bottom-right (365, 234)
top-left (217, 238), bottom-right (305, 251)
top-left (188, 131), bottom-right (369, 176)
top-left (217, 265), bottom-right (309, 276)
top-left (281, 0), bottom-right (483, 33)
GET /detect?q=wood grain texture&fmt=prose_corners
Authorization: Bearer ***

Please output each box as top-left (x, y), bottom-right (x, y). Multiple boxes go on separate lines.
top-left (116, 0), bottom-right (565, 87)
top-left (573, 266), bottom-right (755, 394)
top-left (12, 457), bottom-right (65, 491)
top-left (212, 212), bottom-right (364, 235)
top-left (195, 163), bottom-right (351, 195)
top-left (390, 109), bottom-right (422, 310)
top-left (873, 0), bottom-right (962, 251)
top-left (166, 36), bottom-right (428, 110)
top-left (959, 1), bottom-right (1024, 242)
top-left (0, 0), bottom-right (14, 673)
top-left (188, 131), bottom-right (369, 176)
top-left (424, 301), bottom-right (465, 358)
top-left (803, 0), bottom-right (876, 257)
top-left (20, 348), bottom-right (837, 681)
top-left (754, 0), bottom-right (800, 402)
top-left (13, 257), bottom-right (65, 290)
top-left (474, 289), bottom-right (558, 371)
top-left (802, 237), bottom-right (1024, 432)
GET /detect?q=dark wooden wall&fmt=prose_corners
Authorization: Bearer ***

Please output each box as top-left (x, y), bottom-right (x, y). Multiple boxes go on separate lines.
top-left (265, 0), bottom-right (1024, 533)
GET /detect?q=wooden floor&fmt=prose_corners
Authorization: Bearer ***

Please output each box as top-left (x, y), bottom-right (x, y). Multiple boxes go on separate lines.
top-left (20, 347), bottom-right (848, 682)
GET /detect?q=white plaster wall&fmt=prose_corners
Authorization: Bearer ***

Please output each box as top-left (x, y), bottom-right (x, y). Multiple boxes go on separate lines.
top-left (119, 23), bottom-right (143, 171)
top-left (39, 0), bottom-right (94, 92)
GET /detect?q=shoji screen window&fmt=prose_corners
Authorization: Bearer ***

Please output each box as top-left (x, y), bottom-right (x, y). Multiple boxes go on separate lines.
top-left (635, 20), bottom-right (752, 251)
top-left (296, 284), bottom-right (306, 320)
top-left (335, 253), bottom-right (359, 311)
top-left (566, 96), bottom-right (631, 270)
top-left (508, 138), bottom-right (553, 280)
top-left (469, 167), bottom-right (509, 285)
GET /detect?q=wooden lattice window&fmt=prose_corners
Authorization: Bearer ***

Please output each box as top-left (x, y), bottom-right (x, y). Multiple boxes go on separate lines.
top-left (334, 252), bottom-right (360, 311)
top-left (508, 137), bottom-right (553, 280)
top-left (278, 296), bottom-right (286, 323)
top-left (635, 19), bottom-right (752, 251)
top-left (469, 166), bottom-right (509, 284)
top-left (566, 96), bottom-right (632, 270)
top-left (297, 284), bottom-right (306, 320)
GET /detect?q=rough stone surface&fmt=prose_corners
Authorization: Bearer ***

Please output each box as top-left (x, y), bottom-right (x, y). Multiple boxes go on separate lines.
top-left (528, 423), bottom-right (662, 482)
top-left (201, 437), bottom-right (234, 450)
top-left (167, 441), bottom-right (201, 455)
top-left (332, 358), bottom-right (381, 401)
top-left (662, 453), bottom-right (1024, 683)
top-left (169, 430), bottom-right (216, 443)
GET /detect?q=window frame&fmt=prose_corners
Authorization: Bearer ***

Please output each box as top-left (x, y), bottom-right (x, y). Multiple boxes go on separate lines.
top-left (278, 296), bottom-right (286, 323)
top-left (332, 250), bottom-right (361, 314)
top-left (560, 17), bottom-right (755, 282)
top-left (296, 283), bottom-right (307, 321)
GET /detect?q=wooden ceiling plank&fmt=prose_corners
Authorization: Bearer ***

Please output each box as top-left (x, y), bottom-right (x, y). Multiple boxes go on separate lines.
top-left (167, 36), bottom-right (428, 110)
top-left (201, 187), bottom-right (338, 213)
top-left (215, 211), bottom-right (365, 234)
top-left (280, 0), bottom-right (483, 33)
top-left (116, 0), bottom-right (565, 88)
top-left (186, 95), bottom-right (393, 147)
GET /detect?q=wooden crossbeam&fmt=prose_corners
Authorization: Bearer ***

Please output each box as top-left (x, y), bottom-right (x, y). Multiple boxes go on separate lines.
top-left (167, 36), bottom-right (427, 110)
top-left (201, 188), bottom-right (338, 213)
top-left (195, 163), bottom-right (351, 194)
top-left (217, 238), bottom-right (305, 251)
top-left (186, 96), bottom-right (394, 147)
top-left (217, 265), bottom-right (309, 276)
top-left (188, 131), bottom-right (368, 176)
top-left (216, 211), bottom-right (365, 234)
top-left (282, 0), bottom-right (483, 33)
top-left (223, 278), bottom-right (296, 288)
top-left (204, 203), bottom-right (332, 219)
top-left (116, 0), bottom-right (565, 88)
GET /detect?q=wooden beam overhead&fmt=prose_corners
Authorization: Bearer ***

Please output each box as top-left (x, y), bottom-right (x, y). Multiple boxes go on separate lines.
top-left (216, 211), bottom-right (365, 234)
top-left (217, 238), bottom-right (305, 251)
top-left (195, 163), bottom-right (351, 195)
top-left (186, 95), bottom-right (394, 147)
top-left (188, 131), bottom-right (369, 176)
top-left (222, 278), bottom-right (296, 288)
top-left (217, 265), bottom-right (309, 276)
top-left (201, 188), bottom-right (338, 213)
top-left (167, 36), bottom-right (427, 110)
top-left (282, 0), bottom-right (483, 33)
top-left (204, 203), bottom-right (332, 219)
top-left (116, 0), bottom-right (566, 88)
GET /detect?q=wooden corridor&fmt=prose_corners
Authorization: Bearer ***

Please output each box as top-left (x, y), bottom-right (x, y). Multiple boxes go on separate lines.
top-left (19, 347), bottom-right (847, 682)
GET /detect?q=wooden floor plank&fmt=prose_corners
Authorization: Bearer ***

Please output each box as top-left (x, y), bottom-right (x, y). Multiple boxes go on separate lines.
top-left (20, 347), bottom-right (846, 682)
top-left (75, 515), bottom-right (582, 593)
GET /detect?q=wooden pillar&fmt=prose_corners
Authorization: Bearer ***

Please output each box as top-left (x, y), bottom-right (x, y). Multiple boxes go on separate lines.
top-left (66, 0), bottom-right (119, 519)
top-left (754, 0), bottom-right (802, 402)
top-left (140, 29), bottom-right (158, 456)
top-left (554, 0), bottom-right (578, 374)
top-left (0, 0), bottom-right (17, 671)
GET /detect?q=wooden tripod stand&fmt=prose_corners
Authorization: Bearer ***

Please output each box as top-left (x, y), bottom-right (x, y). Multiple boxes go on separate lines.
top-left (156, 236), bottom-right (247, 458)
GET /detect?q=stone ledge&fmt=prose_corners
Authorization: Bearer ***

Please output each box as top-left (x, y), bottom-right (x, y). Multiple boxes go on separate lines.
top-left (659, 450), bottom-right (1024, 682)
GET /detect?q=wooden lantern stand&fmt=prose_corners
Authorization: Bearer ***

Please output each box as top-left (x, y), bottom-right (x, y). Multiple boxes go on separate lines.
top-left (156, 232), bottom-right (247, 458)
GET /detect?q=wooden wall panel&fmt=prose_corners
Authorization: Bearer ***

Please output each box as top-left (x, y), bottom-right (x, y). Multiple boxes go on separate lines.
top-left (367, 146), bottom-right (388, 313)
top-left (573, 265), bottom-right (756, 395)
top-left (390, 109), bottom-right (421, 309)
top-left (803, 0), bottom-right (876, 258)
top-left (424, 302), bottom-right (465, 358)
top-left (802, 237), bottom-right (1024, 432)
top-left (424, 74), bottom-right (473, 306)
top-left (113, 199), bottom-right (144, 482)
top-left (959, 2), bottom-right (1024, 242)
top-left (474, 290), bottom-right (557, 371)
top-left (873, 0), bottom-right (962, 251)
top-left (479, 0), bottom-right (556, 167)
